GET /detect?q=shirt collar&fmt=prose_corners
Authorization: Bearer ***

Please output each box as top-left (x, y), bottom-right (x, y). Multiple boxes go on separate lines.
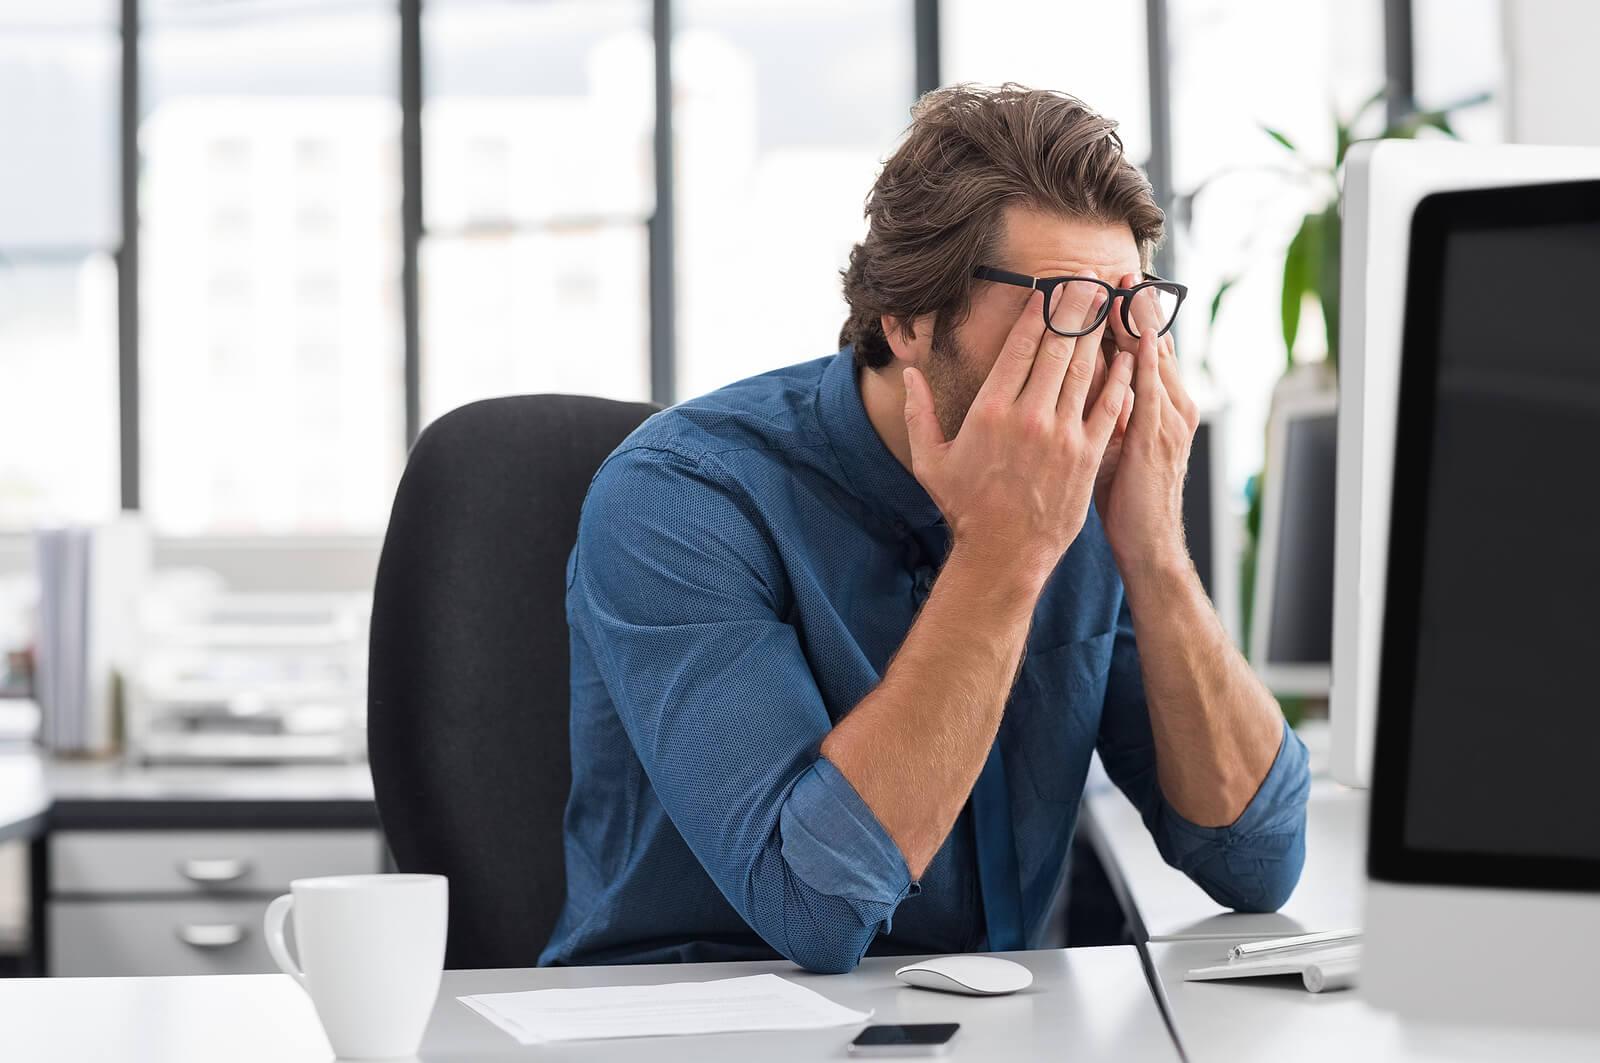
top-left (817, 348), bottom-right (945, 534)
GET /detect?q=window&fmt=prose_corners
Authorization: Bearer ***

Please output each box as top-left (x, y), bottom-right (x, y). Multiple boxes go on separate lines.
top-left (1414, 0), bottom-right (1504, 143)
top-left (1, 1), bottom-right (1479, 545)
top-left (672, 0), bottom-right (915, 400)
top-left (420, 0), bottom-right (653, 424)
top-left (1168, 0), bottom-right (1386, 490)
top-left (139, 0), bottom-right (404, 535)
top-left (941, 0), bottom-right (1151, 166)
top-left (0, 1), bottom-right (120, 527)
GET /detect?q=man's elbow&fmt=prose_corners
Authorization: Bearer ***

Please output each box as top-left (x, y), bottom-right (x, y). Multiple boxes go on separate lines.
top-left (785, 939), bottom-right (865, 975)
top-left (762, 887), bottom-right (879, 975)
top-left (1226, 841), bottom-right (1306, 913)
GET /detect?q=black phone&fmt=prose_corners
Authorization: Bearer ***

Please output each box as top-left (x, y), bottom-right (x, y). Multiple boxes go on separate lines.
top-left (848, 1023), bottom-right (961, 1056)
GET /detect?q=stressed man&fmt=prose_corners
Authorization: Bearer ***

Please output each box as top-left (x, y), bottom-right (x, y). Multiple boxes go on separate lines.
top-left (541, 85), bottom-right (1309, 973)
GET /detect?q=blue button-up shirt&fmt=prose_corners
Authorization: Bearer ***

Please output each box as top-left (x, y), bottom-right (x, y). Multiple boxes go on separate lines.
top-left (541, 349), bottom-right (1310, 974)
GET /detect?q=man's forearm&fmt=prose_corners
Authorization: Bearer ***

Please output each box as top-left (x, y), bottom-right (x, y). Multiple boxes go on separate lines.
top-left (1119, 558), bottom-right (1285, 827)
top-left (820, 546), bottom-right (1040, 879)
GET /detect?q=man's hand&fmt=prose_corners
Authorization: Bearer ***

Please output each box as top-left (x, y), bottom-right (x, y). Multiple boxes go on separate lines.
top-left (903, 284), bottom-right (1135, 590)
top-left (1095, 273), bottom-right (1201, 574)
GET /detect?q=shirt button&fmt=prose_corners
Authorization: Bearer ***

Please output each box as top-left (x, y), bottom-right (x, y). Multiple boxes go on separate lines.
top-left (914, 569), bottom-right (935, 596)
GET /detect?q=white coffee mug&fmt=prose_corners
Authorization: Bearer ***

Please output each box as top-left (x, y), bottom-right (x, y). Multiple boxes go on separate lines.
top-left (264, 873), bottom-right (448, 1060)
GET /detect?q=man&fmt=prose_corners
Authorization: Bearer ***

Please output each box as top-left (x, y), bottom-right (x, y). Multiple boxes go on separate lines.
top-left (541, 85), bottom-right (1309, 974)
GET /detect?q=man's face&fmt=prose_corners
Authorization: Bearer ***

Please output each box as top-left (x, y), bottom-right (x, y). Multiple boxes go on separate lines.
top-left (924, 206), bottom-right (1143, 441)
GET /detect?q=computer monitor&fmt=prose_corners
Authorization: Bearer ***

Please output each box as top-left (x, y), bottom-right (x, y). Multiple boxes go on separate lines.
top-left (1249, 389), bottom-right (1336, 697)
top-left (1184, 407), bottom-right (1240, 646)
top-left (1361, 174), bottom-right (1600, 1029)
top-left (1331, 140), bottom-right (1600, 788)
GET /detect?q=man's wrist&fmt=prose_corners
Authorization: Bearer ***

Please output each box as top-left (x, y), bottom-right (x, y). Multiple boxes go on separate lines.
top-left (1115, 549), bottom-right (1198, 605)
top-left (943, 541), bottom-right (1051, 609)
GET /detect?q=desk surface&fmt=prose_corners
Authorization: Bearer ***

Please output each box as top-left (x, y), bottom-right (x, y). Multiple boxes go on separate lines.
top-left (0, 947), bottom-right (1177, 1062)
top-left (1084, 776), bottom-right (1367, 941)
top-left (1148, 940), bottom-right (1600, 1063)
top-left (0, 749), bottom-right (48, 843)
top-left (0, 749), bottom-right (374, 836)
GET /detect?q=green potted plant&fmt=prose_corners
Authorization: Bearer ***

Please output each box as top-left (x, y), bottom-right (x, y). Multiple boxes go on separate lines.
top-left (1182, 88), bottom-right (1486, 696)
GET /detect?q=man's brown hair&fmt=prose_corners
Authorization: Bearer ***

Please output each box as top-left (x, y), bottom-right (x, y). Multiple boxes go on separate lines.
top-left (840, 84), bottom-right (1165, 370)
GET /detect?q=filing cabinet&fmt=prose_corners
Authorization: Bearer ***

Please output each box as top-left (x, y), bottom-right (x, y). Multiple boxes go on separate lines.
top-left (46, 829), bottom-right (382, 977)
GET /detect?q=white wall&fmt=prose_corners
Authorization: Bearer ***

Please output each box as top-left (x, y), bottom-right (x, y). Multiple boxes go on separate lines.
top-left (1504, 0), bottom-right (1600, 144)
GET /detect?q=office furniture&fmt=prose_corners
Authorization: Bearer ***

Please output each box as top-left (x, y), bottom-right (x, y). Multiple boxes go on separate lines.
top-left (1082, 775), bottom-right (1366, 942)
top-left (1249, 388), bottom-right (1337, 697)
top-left (1357, 173), bottom-right (1600, 1026)
top-left (1331, 140), bottom-right (1600, 788)
top-left (0, 749), bottom-right (377, 976)
top-left (0, 946), bottom-right (1178, 1062)
top-left (1087, 763), bottom-right (1600, 1059)
top-left (1144, 940), bottom-right (1600, 1063)
top-left (368, 394), bottom-right (657, 970)
top-left (1184, 408), bottom-right (1241, 644)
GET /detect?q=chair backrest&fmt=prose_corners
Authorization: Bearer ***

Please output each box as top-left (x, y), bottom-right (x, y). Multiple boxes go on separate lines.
top-left (368, 393), bottom-right (657, 970)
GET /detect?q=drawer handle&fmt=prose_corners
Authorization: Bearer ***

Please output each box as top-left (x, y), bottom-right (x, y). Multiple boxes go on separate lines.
top-left (179, 858), bottom-right (251, 883)
top-left (176, 923), bottom-right (247, 949)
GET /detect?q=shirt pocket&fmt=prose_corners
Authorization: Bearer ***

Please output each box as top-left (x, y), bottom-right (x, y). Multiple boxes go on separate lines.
top-left (1015, 630), bottom-right (1116, 803)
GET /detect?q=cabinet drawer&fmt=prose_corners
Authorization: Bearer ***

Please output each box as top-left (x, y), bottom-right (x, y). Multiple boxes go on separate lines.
top-left (50, 830), bottom-right (382, 895)
top-left (51, 898), bottom-right (282, 977)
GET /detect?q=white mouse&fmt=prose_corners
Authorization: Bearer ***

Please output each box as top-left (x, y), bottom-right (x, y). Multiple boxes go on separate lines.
top-left (894, 955), bottom-right (1034, 996)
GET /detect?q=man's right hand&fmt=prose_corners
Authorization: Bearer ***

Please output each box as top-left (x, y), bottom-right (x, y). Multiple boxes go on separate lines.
top-left (902, 284), bottom-right (1135, 591)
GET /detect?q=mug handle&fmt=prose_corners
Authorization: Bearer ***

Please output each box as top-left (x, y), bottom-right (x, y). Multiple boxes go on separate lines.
top-left (264, 894), bottom-right (308, 988)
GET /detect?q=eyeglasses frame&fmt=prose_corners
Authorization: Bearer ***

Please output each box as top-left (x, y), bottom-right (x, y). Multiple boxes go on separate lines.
top-left (971, 265), bottom-right (1188, 339)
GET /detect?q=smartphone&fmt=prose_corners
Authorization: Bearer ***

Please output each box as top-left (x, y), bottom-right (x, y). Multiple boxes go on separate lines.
top-left (848, 1023), bottom-right (961, 1057)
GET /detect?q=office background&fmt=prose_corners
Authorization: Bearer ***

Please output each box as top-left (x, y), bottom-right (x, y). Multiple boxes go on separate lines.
top-left (0, 0), bottom-right (1594, 974)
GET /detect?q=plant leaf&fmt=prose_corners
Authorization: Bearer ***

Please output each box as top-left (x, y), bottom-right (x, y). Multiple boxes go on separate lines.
top-left (1208, 275), bottom-right (1240, 328)
top-left (1262, 125), bottom-right (1298, 154)
top-left (1352, 86), bottom-right (1388, 127)
top-left (1318, 204), bottom-right (1341, 367)
top-left (1281, 215), bottom-right (1316, 367)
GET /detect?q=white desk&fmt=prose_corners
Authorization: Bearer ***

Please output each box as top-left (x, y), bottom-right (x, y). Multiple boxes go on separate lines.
top-left (0, 749), bottom-right (49, 844)
top-left (1083, 776), bottom-right (1366, 941)
top-left (1148, 940), bottom-right (1600, 1063)
top-left (0, 947), bottom-right (1178, 1062)
top-left (0, 749), bottom-right (378, 977)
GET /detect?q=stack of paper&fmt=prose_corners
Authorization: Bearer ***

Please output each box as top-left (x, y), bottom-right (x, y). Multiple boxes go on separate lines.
top-left (459, 973), bottom-right (873, 1045)
top-left (34, 518), bottom-right (149, 755)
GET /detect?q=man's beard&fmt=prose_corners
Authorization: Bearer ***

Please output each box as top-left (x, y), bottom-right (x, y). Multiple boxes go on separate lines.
top-left (925, 317), bottom-right (989, 443)
top-left (924, 318), bottom-right (1121, 440)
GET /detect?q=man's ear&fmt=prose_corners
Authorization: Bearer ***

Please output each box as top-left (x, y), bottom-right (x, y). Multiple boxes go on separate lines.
top-left (880, 311), bottom-right (936, 366)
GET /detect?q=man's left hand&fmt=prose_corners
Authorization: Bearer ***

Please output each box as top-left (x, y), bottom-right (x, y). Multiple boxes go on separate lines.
top-left (1092, 271), bottom-right (1200, 574)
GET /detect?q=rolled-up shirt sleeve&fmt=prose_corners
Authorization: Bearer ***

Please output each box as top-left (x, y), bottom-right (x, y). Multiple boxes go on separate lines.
top-left (570, 446), bottom-right (914, 973)
top-left (1096, 597), bottom-right (1311, 912)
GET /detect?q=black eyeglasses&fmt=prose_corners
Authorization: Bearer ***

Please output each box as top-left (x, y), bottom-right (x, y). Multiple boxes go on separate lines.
top-left (972, 266), bottom-right (1188, 339)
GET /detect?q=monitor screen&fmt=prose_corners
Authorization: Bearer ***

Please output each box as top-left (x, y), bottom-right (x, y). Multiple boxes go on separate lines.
top-left (1371, 180), bottom-right (1600, 889)
top-left (1266, 410), bottom-right (1337, 666)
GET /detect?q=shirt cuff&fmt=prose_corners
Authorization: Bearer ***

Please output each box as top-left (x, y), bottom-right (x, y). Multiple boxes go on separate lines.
top-left (1158, 718), bottom-right (1310, 842)
top-left (780, 757), bottom-right (917, 916)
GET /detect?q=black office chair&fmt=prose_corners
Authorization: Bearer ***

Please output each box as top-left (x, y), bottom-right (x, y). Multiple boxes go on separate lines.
top-left (368, 394), bottom-right (657, 970)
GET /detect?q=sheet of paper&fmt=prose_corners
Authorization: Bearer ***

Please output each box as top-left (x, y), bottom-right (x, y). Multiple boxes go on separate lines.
top-left (459, 973), bottom-right (873, 1045)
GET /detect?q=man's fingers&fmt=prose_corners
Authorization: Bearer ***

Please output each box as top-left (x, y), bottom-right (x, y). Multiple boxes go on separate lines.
top-left (1131, 330), bottom-right (1164, 435)
top-left (902, 367), bottom-right (947, 461)
top-left (1083, 334), bottom-right (1109, 421)
top-left (1128, 282), bottom-right (1166, 337)
top-left (1021, 283), bottom-right (1102, 410)
top-left (1025, 284), bottom-right (1104, 412)
top-left (1156, 334), bottom-right (1200, 429)
top-left (1108, 271), bottom-right (1141, 349)
top-left (1087, 350), bottom-right (1135, 447)
top-left (976, 289), bottom-right (1048, 405)
top-left (1058, 296), bottom-right (1110, 417)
